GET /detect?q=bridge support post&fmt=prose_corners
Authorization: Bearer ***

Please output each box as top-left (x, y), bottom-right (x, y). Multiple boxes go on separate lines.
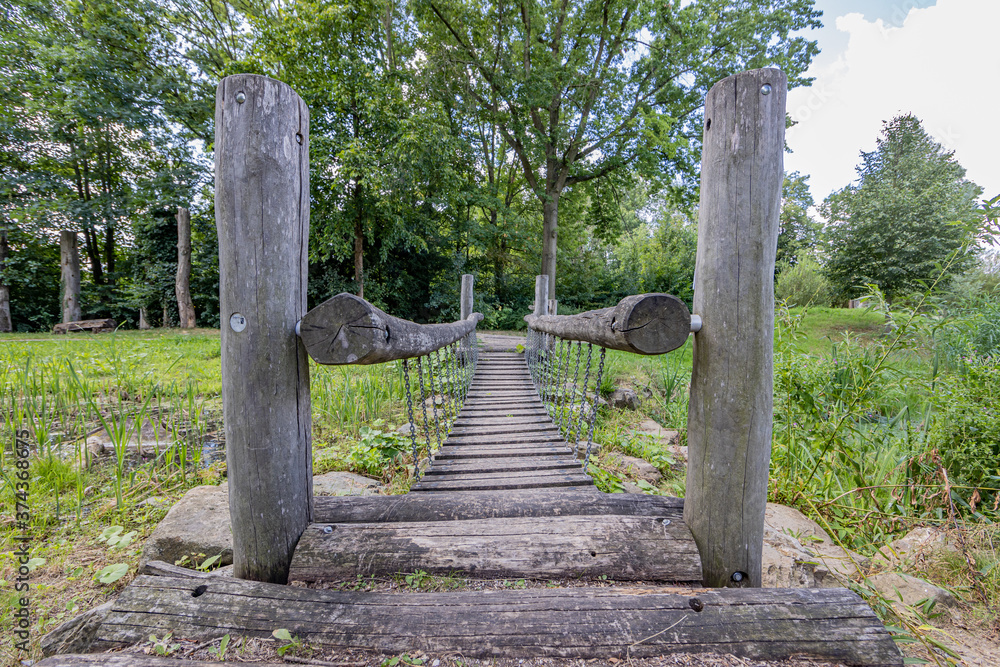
top-left (533, 275), bottom-right (549, 316)
top-left (684, 69), bottom-right (786, 588)
top-left (460, 274), bottom-right (474, 320)
top-left (215, 74), bottom-right (312, 584)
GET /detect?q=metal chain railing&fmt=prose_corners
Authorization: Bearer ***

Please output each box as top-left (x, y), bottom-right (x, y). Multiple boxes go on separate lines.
top-left (400, 330), bottom-right (478, 481)
top-left (524, 327), bottom-right (606, 472)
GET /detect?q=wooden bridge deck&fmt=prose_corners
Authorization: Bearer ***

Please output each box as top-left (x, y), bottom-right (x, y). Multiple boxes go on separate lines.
top-left (412, 350), bottom-right (594, 492)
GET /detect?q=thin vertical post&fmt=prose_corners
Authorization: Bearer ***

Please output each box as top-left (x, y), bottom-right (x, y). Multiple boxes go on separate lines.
top-left (176, 207), bottom-right (197, 329)
top-left (216, 74), bottom-right (312, 584)
top-left (60, 231), bottom-right (81, 323)
top-left (460, 274), bottom-right (474, 320)
top-left (534, 275), bottom-right (549, 316)
top-left (684, 68), bottom-right (786, 588)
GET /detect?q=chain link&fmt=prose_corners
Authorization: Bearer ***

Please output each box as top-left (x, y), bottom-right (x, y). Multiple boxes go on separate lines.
top-left (401, 359), bottom-right (422, 481)
top-left (582, 347), bottom-right (606, 472)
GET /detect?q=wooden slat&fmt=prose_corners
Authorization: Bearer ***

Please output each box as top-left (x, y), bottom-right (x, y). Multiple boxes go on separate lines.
top-left (37, 657), bottom-right (284, 667)
top-left (290, 515), bottom-right (698, 582)
top-left (425, 459), bottom-right (580, 475)
top-left (410, 473), bottom-right (593, 492)
top-left (312, 490), bottom-right (683, 523)
top-left (89, 576), bottom-right (903, 665)
top-left (434, 447), bottom-right (569, 459)
top-left (418, 468), bottom-right (588, 484)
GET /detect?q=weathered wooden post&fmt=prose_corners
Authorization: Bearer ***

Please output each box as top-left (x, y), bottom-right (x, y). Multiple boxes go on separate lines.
top-left (684, 68), bottom-right (786, 588)
top-left (533, 275), bottom-right (549, 316)
top-left (460, 274), bottom-right (474, 320)
top-left (60, 231), bottom-right (81, 323)
top-left (175, 207), bottom-right (196, 329)
top-left (215, 74), bottom-right (312, 584)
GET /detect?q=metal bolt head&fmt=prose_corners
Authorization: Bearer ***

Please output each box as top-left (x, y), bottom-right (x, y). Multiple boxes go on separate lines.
top-left (731, 571), bottom-right (744, 582)
top-left (235, 91), bottom-right (246, 104)
top-left (295, 133), bottom-right (303, 145)
top-left (323, 526), bottom-right (333, 534)
top-left (760, 83), bottom-right (772, 96)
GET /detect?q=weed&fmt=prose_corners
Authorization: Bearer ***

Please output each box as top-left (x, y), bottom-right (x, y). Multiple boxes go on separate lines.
top-left (271, 628), bottom-right (305, 656)
top-left (148, 632), bottom-right (181, 656)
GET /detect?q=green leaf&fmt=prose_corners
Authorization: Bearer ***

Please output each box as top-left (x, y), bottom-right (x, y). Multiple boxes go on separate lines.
top-left (26, 557), bottom-right (46, 572)
top-left (272, 628), bottom-right (293, 642)
top-left (95, 563), bottom-right (130, 584)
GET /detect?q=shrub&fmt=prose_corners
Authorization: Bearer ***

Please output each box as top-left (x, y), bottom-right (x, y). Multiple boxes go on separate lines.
top-left (776, 257), bottom-right (833, 307)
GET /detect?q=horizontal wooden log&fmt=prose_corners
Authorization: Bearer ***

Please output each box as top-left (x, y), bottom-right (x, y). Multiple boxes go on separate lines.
top-left (298, 292), bottom-right (483, 365)
top-left (90, 575), bottom-right (902, 664)
top-left (524, 293), bottom-right (690, 355)
top-left (290, 514), bottom-right (698, 581)
top-left (411, 472), bottom-right (594, 492)
top-left (52, 318), bottom-right (117, 334)
top-left (312, 490), bottom-right (682, 523)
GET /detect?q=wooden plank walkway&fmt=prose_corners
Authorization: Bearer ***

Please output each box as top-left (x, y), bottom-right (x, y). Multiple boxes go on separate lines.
top-left (411, 351), bottom-right (593, 492)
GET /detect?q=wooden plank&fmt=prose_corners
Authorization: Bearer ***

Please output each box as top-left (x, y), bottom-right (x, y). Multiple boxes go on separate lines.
top-left (434, 447), bottom-right (570, 459)
top-left (419, 468), bottom-right (587, 484)
top-left (524, 294), bottom-right (690, 355)
top-left (290, 515), bottom-right (698, 582)
top-left (441, 435), bottom-right (563, 447)
top-left (684, 68), bottom-right (786, 588)
top-left (215, 74), bottom-right (312, 584)
top-left (425, 459), bottom-right (580, 475)
top-left (299, 292), bottom-right (483, 365)
top-left (312, 490), bottom-right (682, 523)
top-left (448, 424), bottom-right (559, 437)
top-left (410, 473), bottom-right (593, 492)
top-left (90, 576), bottom-right (903, 664)
top-left (52, 318), bottom-right (116, 334)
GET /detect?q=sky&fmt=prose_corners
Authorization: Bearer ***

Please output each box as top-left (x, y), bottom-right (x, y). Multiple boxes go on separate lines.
top-left (784, 0), bottom-right (1000, 206)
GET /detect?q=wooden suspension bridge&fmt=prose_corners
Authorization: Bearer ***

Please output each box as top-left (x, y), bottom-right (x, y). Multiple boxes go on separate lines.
top-left (38, 70), bottom-right (904, 667)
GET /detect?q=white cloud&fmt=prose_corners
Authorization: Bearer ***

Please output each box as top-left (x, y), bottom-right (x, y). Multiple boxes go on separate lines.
top-left (785, 0), bottom-right (1000, 203)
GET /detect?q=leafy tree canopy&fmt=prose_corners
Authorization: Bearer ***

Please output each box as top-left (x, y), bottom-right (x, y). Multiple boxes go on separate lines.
top-left (822, 114), bottom-right (984, 303)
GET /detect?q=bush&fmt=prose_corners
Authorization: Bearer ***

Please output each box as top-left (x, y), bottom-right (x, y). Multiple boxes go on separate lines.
top-left (775, 257), bottom-right (833, 307)
top-left (929, 355), bottom-right (1000, 509)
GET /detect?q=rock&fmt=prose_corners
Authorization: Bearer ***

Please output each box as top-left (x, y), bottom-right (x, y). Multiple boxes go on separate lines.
top-left (608, 387), bottom-right (640, 410)
top-left (876, 526), bottom-right (960, 566)
top-left (85, 418), bottom-right (174, 457)
top-left (396, 422), bottom-right (419, 436)
top-left (139, 485), bottom-right (233, 569)
top-left (761, 503), bottom-right (868, 589)
top-left (868, 572), bottom-right (959, 610)
top-left (140, 496), bottom-right (171, 508)
top-left (609, 454), bottom-right (661, 484)
top-left (40, 601), bottom-right (114, 656)
top-left (312, 471), bottom-right (382, 496)
top-left (634, 419), bottom-right (680, 445)
top-left (621, 481), bottom-right (647, 494)
top-left (423, 396), bottom-right (446, 409)
top-left (571, 441), bottom-right (602, 459)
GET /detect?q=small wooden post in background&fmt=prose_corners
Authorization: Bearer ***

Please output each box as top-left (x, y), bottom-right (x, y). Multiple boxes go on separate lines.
top-left (175, 207), bottom-right (196, 329)
top-left (60, 231), bottom-right (81, 323)
top-left (684, 68), bottom-right (786, 588)
top-left (533, 275), bottom-right (550, 316)
top-left (460, 274), bottom-right (474, 320)
top-left (216, 74), bottom-right (312, 584)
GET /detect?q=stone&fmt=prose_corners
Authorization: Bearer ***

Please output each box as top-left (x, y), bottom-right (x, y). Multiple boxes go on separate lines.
top-left (634, 419), bottom-right (680, 445)
top-left (608, 386), bottom-right (640, 410)
top-left (85, 417), bottom-right (174, 457)
top-left (140, 496), bottom-right (171, 508)
top-left (571, 441), bottom-right (602, 459)
top-left (761, 503), bottom-right (868, 589)
top-left (312, 471), bottom-right (382, 496)
top-left (621, 481), bottom-right (647, 494)
top-left (609, 453), bottom-right (662, 484)
top-left (40, 601), bottom-right (114, 656)
top-left (868, 572), bottom-right (959, 610)
top-left (139, 485), bottom-right (233, 569)
top-left (875, 526), bottom-right (960, 566)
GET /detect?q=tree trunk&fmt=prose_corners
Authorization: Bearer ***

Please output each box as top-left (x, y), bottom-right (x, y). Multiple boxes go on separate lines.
top-left (0, 228), bottom-right (11, 332)
top-left (353, 214), bottom-right (364, 300)
top-left (541, 195), bottom-right (558, 301)
top-left (162, 303), bottom-right (170, 328)
top-left (175, 207), bottom-right (196, 328)
top-left (60, 231), bottom-right (81, 323)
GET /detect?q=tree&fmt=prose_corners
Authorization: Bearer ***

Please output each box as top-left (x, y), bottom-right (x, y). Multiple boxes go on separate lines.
top-left (415, 0), bottom-right (821, 300)
top-left (822, 114), bottom-right (984, 302)
top-left (776, 171), bottom-right (822, 270)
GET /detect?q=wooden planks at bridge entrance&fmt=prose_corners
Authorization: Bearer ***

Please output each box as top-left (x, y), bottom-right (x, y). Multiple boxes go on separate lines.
top-left (77, 573), bottom-right (903, 666)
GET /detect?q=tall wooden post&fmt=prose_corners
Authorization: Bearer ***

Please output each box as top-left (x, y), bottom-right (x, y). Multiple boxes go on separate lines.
top-left (533, 275), bottom-right (549, 316)
top-left (215, 74), bottom-right (312, 584)
top-left (460, 274), bottom-right (474, 320)
top-left (60, 231), bottom-right (81, 323)
top-left (684, 69), bottom-right (786, 588)
top-left (175, 207), bottom-right (196, 329)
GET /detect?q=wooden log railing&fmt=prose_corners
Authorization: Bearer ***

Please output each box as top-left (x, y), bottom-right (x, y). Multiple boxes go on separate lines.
top-left (297, 292), bottom-right (482, 366)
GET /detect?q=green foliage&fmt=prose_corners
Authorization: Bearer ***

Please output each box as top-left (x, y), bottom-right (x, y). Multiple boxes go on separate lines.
top-left (777, 172), bottom-right (823, 269)
top-left (776, 256), bottom-right (833, 307)
top-left (346, 426), bottom-right (407, 479)
top-left (823, 115), bottom-right (984, 303)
